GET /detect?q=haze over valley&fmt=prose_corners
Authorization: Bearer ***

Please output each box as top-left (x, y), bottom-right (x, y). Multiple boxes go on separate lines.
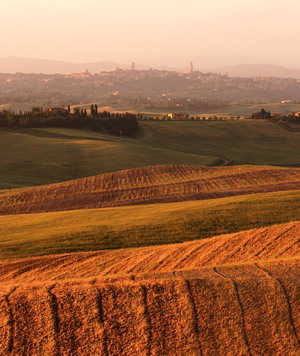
top-left (2, 56), bottom-right (300, 79)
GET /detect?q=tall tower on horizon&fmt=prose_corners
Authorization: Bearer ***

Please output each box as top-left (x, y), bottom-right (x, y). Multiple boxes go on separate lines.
top-left (189, 61), bottom-right (194, 74)
top-left (131, 62), bottom-right (136, 71)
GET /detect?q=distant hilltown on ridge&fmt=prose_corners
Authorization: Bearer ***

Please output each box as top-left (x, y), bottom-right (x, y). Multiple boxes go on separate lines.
top-left (1, 67), bottom-right (300, 111)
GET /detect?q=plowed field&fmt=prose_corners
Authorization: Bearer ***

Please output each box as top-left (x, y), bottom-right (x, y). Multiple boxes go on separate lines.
top-left (1, 222), bottom-right (300, 355)
top-left (1, 165), bottom-right (300, 215)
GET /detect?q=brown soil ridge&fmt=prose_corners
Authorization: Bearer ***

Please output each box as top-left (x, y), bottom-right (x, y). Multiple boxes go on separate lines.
top-left (0, 221), bottom-right (299, 285)
top-left (1, 165), bottom-right (300, 215)
top-left (1, 222), bottom-right (300, 355)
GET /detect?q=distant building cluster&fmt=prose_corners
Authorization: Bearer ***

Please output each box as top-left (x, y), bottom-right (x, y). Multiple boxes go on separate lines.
top-left (46, 106), bottom-right (69, 115)
top-left (1, 65), bottom-right (300, 111)
top-left (167, 113), bottom-right (189, 120)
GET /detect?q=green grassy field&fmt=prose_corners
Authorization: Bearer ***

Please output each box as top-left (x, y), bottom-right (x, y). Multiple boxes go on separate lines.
top-left (0, 119), bottom-right (299, 189)
top-left (0, 128), bottom-right (215, 189)
top-left (139, 120), bottom-right (300, 165)
top-left (0, 189), bottom-right (299, 260)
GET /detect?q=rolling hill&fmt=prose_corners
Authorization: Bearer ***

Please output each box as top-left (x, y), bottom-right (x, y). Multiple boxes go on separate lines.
top-left (1, 122), bottom-right (300, 354)
top-left (0, 56), bottom-right (126, 74)
top-left (0, 221), bottom-right (298, 283)
top-left (209, 63), bottom-right (300, 79)
top-left (1, 120), bottom-right (300, 189)
top-left (0, 128), bottom-right (216, 189)
top-left (1, 165), bottom-right (300, 215)
top-left (0, 188), bottom-right (299, 260)
top-left (1, 221), bottom-right (299, 355)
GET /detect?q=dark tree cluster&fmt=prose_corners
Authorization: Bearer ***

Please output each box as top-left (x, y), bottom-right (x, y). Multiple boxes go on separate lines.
top-left (0, 106), bottom-right (140, 137)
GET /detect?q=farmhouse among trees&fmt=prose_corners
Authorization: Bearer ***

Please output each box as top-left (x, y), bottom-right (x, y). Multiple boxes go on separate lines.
top-left (167, 113), bottom-right (189, 120)
top-left (252, 108), bottom-right (271, 119)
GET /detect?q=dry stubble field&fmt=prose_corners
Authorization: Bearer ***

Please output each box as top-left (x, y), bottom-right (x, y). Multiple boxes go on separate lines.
top-left (0, 222), bottom-right (300, 355)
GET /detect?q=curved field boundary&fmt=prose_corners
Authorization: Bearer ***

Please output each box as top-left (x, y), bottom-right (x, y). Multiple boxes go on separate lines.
top-left (1, 165), bottom-right (300, 215)
top-left (0, 260), bottom-right (300, 355)
top-left (0, 221), bottom-right (299, 285)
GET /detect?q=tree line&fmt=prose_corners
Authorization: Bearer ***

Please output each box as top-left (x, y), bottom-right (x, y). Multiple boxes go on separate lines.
top-left (0, 105), bottom-right (140, 137)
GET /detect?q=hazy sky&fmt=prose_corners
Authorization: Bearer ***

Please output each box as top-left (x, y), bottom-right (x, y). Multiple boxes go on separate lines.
top-left (1, 0), bottom-right (299, 66)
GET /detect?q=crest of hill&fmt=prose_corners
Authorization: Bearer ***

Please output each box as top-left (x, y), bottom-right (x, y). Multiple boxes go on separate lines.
top-left (0, 56), bottom-right (124, 74)
top-left (1, 165), bottom-right (300, 215)
top-left (0, 221), bottom-right (299, 284)
top-left (209, 63), bottom-right (300, 79)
